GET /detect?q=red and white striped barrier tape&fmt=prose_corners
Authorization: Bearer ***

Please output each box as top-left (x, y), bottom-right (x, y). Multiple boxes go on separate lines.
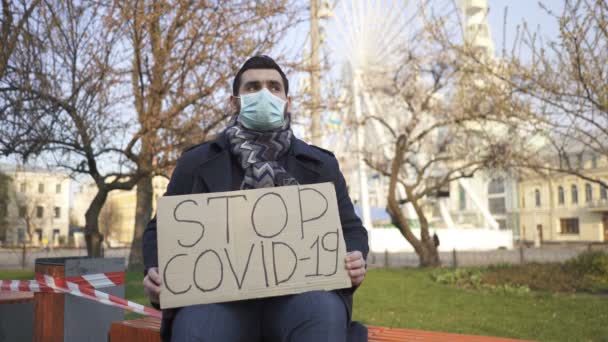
top-left (1, 271), bottom-right (125, 293)
top-left (1, 272), bottom-right (161, 319)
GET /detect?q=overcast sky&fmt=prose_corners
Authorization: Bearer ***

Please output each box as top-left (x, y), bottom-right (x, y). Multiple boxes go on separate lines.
top-left (280, 0), bottom-right (565, 92)
top-left (486, 0), bottom-right (562, 58)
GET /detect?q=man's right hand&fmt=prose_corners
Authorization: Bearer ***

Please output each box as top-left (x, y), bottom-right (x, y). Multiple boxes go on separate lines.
top-left (143, 267), bottom-right (162, 304)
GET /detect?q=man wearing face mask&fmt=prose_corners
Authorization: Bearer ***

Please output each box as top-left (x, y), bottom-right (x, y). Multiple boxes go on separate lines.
top-left (142, 55), bottom-right (369, 342)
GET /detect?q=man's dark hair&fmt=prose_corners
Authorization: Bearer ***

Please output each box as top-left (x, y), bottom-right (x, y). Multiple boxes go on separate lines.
top-left (232, 55), bottom-right (289, 96)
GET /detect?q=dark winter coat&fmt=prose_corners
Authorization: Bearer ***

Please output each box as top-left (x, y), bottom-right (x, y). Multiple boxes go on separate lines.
top-left (142, 133), bottom-right (369, 341)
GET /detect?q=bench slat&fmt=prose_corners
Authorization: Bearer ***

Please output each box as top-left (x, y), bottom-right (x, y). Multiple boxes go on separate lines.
top-left (368, 326), bottom-right (533, 342)
top-left (109, 318), bottom-right (162, 342)
top-left (109, 318), bottom-right (534, 342)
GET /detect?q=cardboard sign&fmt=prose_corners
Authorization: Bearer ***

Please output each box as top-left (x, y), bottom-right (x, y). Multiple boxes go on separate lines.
top-left (156, 182), bottom-right (352, 309)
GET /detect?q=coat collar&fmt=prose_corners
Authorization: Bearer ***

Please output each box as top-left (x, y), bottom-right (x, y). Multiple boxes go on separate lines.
top-left (194, 133), bottom-right (323, 192)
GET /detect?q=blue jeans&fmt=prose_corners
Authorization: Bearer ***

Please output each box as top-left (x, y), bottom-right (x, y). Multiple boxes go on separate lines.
top-left (171, 291), bottom-right (348, 342)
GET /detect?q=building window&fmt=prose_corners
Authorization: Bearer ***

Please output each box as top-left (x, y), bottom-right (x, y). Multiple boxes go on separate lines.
top-left (459, 184), bottom-right (466, 210)
top-left (601, 185), bottom-right (608, 200)
top-left (522, 194), bottom-right (525, 208)
top-left (488, 178), bottom-right (505, 194)
top-left (488, 178), bottom-right (506, 215)
top-left (36, 206), bottom-right (44, 218)
top-left (558, 186), bottom-right (565, 205)
top-left (591, 156), bottom-right (598, 169)
top-left (56, 184), bottom-right (61, 194)
top-left (38, 183), bottom-right (44, 194)
top-left (54, 207), bottom-right (61, 219)
top-left (17, 228), bottom-right (25, 243)
top-left (34, 228), bottom-right (42, 242)
top-left (571, 185), bottom-right (578, 204)
top-left (19, 206), bottom-right (26, 218)
top-left (560, 218), bottom-right (579, 234)
top-left (535, 189), bottom-right (541, 207)
top-left (585, 183), bottom-right (593, 203)
top-left (20, 182), bottom-right (26, 192)
top-left (489, 198), bottom-right (506, 214)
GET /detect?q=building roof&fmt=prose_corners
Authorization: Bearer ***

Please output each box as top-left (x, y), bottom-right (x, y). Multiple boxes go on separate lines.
top-left (0, 163), bottom-right (69, 176)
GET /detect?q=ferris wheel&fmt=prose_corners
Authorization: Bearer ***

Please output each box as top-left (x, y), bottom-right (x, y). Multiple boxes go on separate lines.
top-left (322, 0), bottom-right (417, 230)
top-left (321, 0), bottom-right (500, 232)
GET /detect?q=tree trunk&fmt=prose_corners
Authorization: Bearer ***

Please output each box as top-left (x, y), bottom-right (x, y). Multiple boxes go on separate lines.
top-left (85, 189), bottom-right (108, 257)
top-left (128, 7), bottom-right (163, 270)
top-left (418, 237), bottom-right (440, 267)
top-left (386, 138), bottom-right (441, 268)
top-left (129, 133), bottom-right (154, 271)
top-left (410, 197), bottom-right (440, 268)
top-left (129, 173), bottom-right (153, 271)
top-left (24, 217), bottom-right (33, 243)
top-left (391, 209), bottom-right (440, 267)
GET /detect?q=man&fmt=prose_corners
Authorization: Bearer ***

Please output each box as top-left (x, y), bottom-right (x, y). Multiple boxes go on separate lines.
top-left (143, 55), bottom-right (369, 342)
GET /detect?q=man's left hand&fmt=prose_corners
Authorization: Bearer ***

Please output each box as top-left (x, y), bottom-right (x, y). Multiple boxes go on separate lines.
top-left (345, 251), bottom-right (366, 286)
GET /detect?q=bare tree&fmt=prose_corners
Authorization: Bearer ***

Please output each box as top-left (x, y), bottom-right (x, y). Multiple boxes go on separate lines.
top-left (1, 0), bottom-right (303, 259)
top-left (362, 6), bottom-right (508, 267)
top-left (112, 0), bottom-right (301, 270)
top-left (441, 0), bottom-right (608, 188)
top-left (1, 0), bottom-right (144, 256)
top-left (0, 0), bottom-right (48, 158)
top-left (0, 0), bottom-right (40, 79)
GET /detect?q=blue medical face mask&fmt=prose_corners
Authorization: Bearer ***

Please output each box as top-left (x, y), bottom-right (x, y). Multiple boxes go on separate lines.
top-left (237, 88), bottom-right (287, 131)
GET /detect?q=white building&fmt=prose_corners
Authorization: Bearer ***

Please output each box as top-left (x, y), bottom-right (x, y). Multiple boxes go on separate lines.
top-left (0, 164), bottom-right (71, 246)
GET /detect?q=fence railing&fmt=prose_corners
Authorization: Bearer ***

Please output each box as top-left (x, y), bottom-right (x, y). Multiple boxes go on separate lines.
top-left (367, 246), bottom-right (607, 268)
top-left (2, 245), bottom-right (606, 270)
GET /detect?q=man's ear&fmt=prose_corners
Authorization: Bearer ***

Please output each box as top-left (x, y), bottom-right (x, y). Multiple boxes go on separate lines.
top-left (229, 95), bottom-right (240, 115)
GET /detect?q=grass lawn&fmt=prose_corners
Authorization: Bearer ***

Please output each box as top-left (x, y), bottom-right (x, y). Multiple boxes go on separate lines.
top-left (354, 268), bottom-right (608, 342)
top-left (0, 270), bottom-right (34, 280)
top-left (2, 268), bottom-right (607, 341)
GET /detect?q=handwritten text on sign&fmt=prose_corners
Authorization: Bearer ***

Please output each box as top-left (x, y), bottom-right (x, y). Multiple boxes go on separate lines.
top-left (157, 182), bottom-right (351, 309)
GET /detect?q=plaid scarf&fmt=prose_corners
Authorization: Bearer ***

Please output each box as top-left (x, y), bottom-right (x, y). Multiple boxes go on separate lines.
top-left (224, 115), bottom-right (298, 190)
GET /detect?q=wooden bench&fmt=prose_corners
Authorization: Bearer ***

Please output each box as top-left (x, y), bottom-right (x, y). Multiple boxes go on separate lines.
top-left (109, 317), bottom-right (162, 341)
top-left (109, 317), bottom-right (533, 341)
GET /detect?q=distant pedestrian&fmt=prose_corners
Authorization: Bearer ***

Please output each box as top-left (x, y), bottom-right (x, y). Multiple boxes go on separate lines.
top-left (433, 232), bottom-right (440, 247)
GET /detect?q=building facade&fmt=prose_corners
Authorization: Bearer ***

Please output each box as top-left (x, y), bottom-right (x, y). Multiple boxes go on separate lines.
top-left (0, 164), bottom-right (71, 246)
top-left (518, 156), bottom-right (608, 244)
top-left (444, 173), bottom-right (519, 232)
top-left (101, 176), bottom-right (168, 244)
top-left (72, 176), bottom-right (169, 245)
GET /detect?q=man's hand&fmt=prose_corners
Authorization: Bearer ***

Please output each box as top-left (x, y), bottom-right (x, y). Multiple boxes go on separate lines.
top-left (143, 267), bottom-right (162, 304)
top-left (345, 251), bottom-right (366, 286)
